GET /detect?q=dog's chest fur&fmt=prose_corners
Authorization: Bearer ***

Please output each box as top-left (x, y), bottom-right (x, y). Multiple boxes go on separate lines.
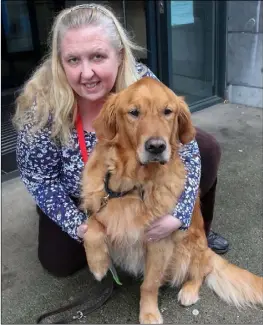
top-left (94, 154), bottom-right (186, 276)
top-left (96, 195), bottom-right (146, 276)
top-left (109, 238), bottom-right (145, 276)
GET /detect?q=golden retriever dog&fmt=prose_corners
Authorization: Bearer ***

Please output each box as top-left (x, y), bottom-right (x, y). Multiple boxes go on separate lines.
top-left (81, 77), bottom-right (263, 324)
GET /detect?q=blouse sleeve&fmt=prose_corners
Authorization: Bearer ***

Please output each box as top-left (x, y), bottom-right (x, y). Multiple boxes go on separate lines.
top-left (16, 120), bottom-right (86, 242)
top-left (171, 141), bottom-right (201, 228)
top-left (137, 62), bottom-right (201, 228)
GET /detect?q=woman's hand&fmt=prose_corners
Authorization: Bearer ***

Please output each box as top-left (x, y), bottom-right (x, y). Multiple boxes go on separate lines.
top-left (144, 214), bottom-right (182, 242)
top-left (77, 224), bottom-right (88, 239)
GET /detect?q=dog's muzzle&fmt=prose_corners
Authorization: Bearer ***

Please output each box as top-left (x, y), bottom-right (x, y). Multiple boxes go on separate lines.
top-left (141, 137), bottom-right (169, 165)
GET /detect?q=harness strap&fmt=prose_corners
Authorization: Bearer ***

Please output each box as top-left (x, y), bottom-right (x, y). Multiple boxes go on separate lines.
top-left (104, 171), bottom-right (137, 198)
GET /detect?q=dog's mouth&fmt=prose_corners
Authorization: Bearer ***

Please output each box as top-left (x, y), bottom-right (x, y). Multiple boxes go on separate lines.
top-left (139, 155), bottom-right (168, 165)
top-left (137, 137), bottom-right (170, 166)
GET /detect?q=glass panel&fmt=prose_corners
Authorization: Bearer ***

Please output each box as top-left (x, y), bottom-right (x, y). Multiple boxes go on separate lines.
top-left (1, 0), bottom-right (36, 89)
top-left (34, 0), bottom-right (58, 56)
top-left (125, 0), bottom-right (147, 64)
top-left (170, 0), bottom-right (215, 104)
top-left (2, 0), bottom-right (33, 53)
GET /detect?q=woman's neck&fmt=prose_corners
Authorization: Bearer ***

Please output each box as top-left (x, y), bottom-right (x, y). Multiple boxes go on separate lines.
top-left (77, 97), bottom-right (105, 132)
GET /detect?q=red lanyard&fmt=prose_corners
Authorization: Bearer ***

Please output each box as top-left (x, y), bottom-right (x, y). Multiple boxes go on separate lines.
top-left (75, 110), bottom-right (88, 164)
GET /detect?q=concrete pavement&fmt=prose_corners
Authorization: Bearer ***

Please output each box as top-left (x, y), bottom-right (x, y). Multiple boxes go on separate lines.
top-left (2, 102), bottom-right (263, 324)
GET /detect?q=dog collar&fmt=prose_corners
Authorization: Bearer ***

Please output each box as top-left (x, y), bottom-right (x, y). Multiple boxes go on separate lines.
top-left (87, 171), bottom-right (144, 215)
top-left (104, 171), bottom-right (137, 198)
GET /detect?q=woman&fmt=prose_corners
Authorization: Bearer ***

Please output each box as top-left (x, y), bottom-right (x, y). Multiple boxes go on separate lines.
top-left (14, 3), bottom-right (228, 279)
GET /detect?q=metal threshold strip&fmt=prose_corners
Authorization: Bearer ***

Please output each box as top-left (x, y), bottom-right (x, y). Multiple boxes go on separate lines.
top-left (1, 119), bottom-right (17, 156)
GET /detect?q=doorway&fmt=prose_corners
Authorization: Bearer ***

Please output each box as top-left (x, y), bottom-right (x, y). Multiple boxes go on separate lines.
top-left (154, 0), bottom-right (226, 109)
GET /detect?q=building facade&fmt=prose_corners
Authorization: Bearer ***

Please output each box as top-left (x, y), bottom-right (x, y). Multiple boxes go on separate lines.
top-left (1, 0), bottom-right (262, 179)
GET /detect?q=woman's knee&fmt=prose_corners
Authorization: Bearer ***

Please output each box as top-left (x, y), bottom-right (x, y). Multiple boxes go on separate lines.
top-left (38, 246), bottom-right (86, 277)
top-left (37, 207), bottom-right (87, 277)
top-left (196, 127), bottom-right (221, 161)
top-left (195, 128), bottom-right (221, 194)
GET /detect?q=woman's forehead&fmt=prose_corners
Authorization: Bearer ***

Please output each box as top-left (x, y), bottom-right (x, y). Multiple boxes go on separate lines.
top-left (60, 26), bottom-right (114, 54)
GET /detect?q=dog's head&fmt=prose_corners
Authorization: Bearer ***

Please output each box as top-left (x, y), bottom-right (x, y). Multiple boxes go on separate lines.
top-left (93, 77), bottom-right (196, 165)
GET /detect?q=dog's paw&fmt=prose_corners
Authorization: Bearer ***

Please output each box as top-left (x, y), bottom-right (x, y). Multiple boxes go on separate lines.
top-left (178, 287), bottom-right (199, 306)
top-left (93, 271), bottom-right (107, 281)
top-left (89, 255), bottom-right (110, 282)
top-left (139, 310), bottom-right (163, 324)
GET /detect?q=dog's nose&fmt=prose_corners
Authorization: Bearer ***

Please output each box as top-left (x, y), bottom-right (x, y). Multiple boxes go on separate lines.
top-left (145, 137), bottom-right (166, 154)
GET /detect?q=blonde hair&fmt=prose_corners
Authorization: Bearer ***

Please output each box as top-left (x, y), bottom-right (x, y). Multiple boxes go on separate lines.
top-left (13, 3), bottom-right (144, 144)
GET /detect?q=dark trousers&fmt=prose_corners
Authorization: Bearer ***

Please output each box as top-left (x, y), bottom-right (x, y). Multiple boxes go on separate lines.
top-left (37, 128), bottom-right (221, 277)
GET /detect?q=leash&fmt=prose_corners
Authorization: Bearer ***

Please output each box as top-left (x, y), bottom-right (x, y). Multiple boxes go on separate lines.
top-left (76, 108), bottom-right (142, 202)
top-left (76, 110), bottom-right (144, 286)
top-left (76, 110), bottom-right (124, 286)
top-left (76, 109), bottom-right (89, 164)
top-left (36, 276), bottom-right (114, 324)
top-left (76, 108), bottom-right (126, 288)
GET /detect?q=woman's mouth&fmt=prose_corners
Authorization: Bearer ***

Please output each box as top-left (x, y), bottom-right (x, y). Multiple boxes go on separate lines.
top-left (84, 81), bottom-right (100, 89)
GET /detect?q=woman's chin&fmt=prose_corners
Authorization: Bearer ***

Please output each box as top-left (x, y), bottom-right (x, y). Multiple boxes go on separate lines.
top-left (78, 90), bottom-right (106, 103)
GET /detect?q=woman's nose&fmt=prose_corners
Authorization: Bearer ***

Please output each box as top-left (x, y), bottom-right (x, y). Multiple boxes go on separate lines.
top-left (81, 61), bottom-right (95, 79)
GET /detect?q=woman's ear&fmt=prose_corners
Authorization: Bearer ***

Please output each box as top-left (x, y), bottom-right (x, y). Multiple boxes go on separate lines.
top-left (92, 93), bottom-right (118, 141)
top-left (177, 96), bottom-right (196, 144)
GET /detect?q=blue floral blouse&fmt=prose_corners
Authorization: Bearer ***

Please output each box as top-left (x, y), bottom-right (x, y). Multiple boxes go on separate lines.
top-left (16, 63), bottom-right (201, 242)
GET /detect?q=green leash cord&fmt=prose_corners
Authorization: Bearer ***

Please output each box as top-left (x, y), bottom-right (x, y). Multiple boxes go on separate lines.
top-left (109, 259), bottom-right (122, 286)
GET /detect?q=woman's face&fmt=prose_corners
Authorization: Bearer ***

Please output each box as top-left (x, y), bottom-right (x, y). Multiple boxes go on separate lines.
top-left (60, 26), bottom-right (121, 103)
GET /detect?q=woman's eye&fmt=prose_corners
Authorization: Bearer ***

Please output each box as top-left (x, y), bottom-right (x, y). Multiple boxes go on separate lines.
top-left (93, 54), bottom-right (105, 61)
top-left (164, 108), bottom-right (173, 116)
top-left (128, 108), bottom-right (140, 118)
top-left (68, 57), bottom-right (79, 64)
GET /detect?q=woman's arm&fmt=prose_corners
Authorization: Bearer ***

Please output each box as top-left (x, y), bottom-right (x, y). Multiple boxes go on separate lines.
top-left (172, 140), bottom-right (201, 228)
top-left (16, 120), bottom-right (87, 242)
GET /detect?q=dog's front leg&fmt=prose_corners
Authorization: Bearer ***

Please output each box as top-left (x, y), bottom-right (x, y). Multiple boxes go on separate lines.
top-left (139, 240), bottom-right (172, 324)
top-left (83, 217), bottom-right (110, 281)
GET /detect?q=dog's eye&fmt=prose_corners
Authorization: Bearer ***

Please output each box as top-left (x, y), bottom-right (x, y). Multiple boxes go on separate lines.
top-left (128, 108), bottom-right (140, 118)
top-left (163, 108), bottom-right (173, 116)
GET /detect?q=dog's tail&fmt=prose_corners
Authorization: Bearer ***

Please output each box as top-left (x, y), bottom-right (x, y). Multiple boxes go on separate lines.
top-left (205, 250), bottom-right (263, 308)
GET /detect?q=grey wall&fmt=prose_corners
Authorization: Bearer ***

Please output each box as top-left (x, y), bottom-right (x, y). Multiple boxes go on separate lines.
top-left (226, 1), bottom-right (263, 108)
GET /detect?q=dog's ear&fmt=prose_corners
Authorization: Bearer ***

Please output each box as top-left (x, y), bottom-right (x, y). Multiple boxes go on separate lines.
top-left (177, 96), bottom-right (196, 144)
top-left (92, 93), bottom-right (118, 141)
